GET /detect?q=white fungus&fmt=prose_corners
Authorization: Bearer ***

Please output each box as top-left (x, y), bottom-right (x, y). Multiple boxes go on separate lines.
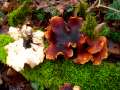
top-left (5, 25), bottom-right (45, 71)
top-left (21, 24), bottom-right (32, 38)
top-left (8, 27), bottom-right (22, 40)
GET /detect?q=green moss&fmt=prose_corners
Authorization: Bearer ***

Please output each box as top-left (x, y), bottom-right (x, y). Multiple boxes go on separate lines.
top-left (94, 25), bottom-right (120, 43)
top-left (74, 0), bottom-right (88, 18)
top-left (97, 25), bottom-right (110, 36)
top-left (8, 1), bottom-right (31, 26)
top-left (21, 60), bottom-right (120, 90)
top-left (0, 34), bottom-right (13, 63)
top-left (108, 31), bottom-right (120, 43)
top-left (0, 48), bottom-right (7, 63)
top-left (33, 9), bottom-right (46, 21)
top-left (81, 14), bottom-right (97, 39)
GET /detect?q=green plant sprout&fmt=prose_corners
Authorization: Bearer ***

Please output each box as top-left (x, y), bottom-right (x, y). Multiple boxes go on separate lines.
top-left (81, 14), bottom-right (97, 39)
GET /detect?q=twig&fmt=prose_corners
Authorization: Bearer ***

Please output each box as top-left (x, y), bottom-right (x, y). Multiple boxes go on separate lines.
top-left (97, 5), bottom-right (120, 13)
top-left (97, 0), bottom-right (120, 13)
top-left (98, 0), bottom-right (101, 6)
top-left (86, 0), bottom-right (98, 12)
top-left (87, 0), bottom-right (120, 13)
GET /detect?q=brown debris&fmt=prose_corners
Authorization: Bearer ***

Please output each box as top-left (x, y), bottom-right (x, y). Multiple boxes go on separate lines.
top-left (33, 0), bottom-right (78, 14)
top-left (1, 1), bottom-right (18, 13)
top-left (108, 41), bottom-right (120, 55)
top-left (0, 62), bottom-right (32, 90)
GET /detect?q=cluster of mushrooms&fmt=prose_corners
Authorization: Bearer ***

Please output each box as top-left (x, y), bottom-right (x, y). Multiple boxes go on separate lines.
top-left (5, 16), bottom-right (109, 71)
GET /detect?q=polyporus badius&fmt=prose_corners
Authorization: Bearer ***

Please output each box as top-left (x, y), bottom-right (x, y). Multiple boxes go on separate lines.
top-left (74, 34), bottom-right (108, 65)
top-left (5, 25), bottom-right (45, 71)
top-left (45, 16), bottom-right (83, 60)
top-left (45, 16), bottom-right (108, 64)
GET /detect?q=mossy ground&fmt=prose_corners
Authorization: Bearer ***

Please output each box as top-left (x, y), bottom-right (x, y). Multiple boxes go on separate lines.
top-left (0, 35), bottom-right (120, 90)
top-left (21, 60), bottom-right (120, 90)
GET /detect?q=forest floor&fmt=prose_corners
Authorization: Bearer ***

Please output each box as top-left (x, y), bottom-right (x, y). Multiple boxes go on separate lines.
top-left (0, 0), bottom-right (120, 90)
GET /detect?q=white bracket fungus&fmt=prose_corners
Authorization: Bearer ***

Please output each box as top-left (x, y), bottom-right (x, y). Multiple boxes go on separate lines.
top-left (5, 25), bottom-right (45, 71)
